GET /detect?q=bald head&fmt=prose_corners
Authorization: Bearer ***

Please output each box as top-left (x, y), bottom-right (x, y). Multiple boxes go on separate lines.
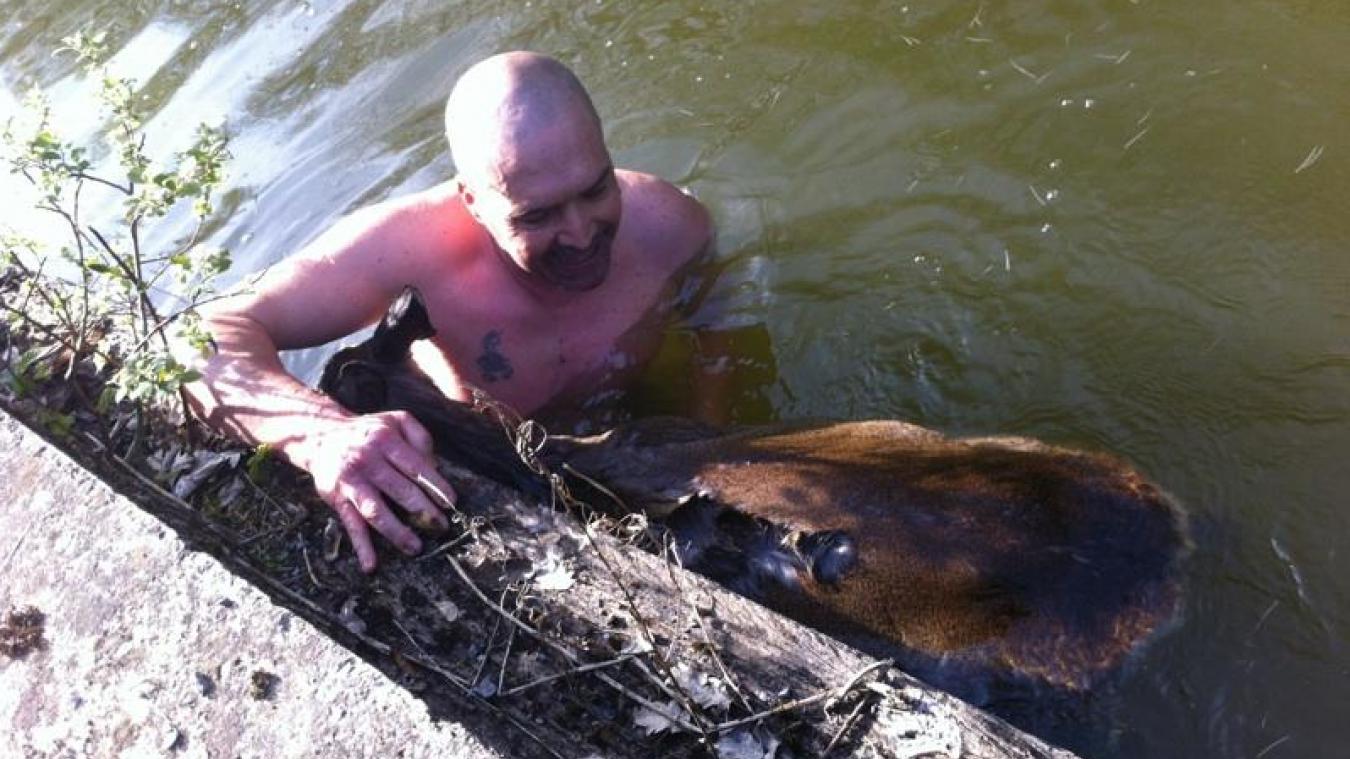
top-left (445, 52), bottom-right (602, 190)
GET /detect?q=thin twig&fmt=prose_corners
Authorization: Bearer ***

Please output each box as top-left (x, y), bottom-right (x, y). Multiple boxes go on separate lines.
top-left (5, 244), bottom-right (77, 338)
top-left (85, 223), bottom-right (165, 353)
top-left (575, 518), bottom-right (712, 735)
top-left (240, 468), bottom-right (297, 522)
top-left (14, 255), bottom-right (47, 318)
top-left (471, 588), bottom-right (509, 690)
top-left (122, 289), bottom-right (252, 357)
top-left (1255, 735), bottom-right (1291, 759)
top-left (1249, 599), bottom-right (1279, 640)
top-left (551, 465), bottom-right (711, 733)
top-left (662, 542), bottom-right (753, 713)
top-left (144, 217), bottom-right (209, 293)
top-left (631, 657), bottom-right (710, 717)
top-left (822, 689), bottom-right (875, 756)
top-left (68, 178), bottom-right (90, 381)
top-left (476, 396), bottom-right (713, 735)
top-left (86, 226), bottom-right (146, 312)
top-left (236, 562), bottom-right (564, 759)
top-left (1293, 145), bottom-right (1324, 174)
top-left (87, 221), bottom-right (197, 426)
top-left (2, 520), bottom-right (32, 573)
top-left (394, 647), bottom-right (470, 689)
top-left (347, 616), bottom-right (564, 759)
top-left (447, 552), bottom-right (568, 654)
top-left (300, 543), bottom-right (328, 590)
top-left (712, 659), bottom-right (892, 733)
top-left (501, 653), bottom-right (638, 697)
top-left (1009, 58), bottom-right (1049, 84)
top-left (237, 519), bottom-right (300, 547)
top-left (497, 622), bottom-right (517, 695)
top-left (130, 216), bottom-right (148, 337)
top-left (0, 302), bottom-right (89, 361)
top-left (378, 651), bottom-right (568, 758)
top-left (415, 529), bottom-right (474, 562)
top-left (393, 618), bottom-right (431, 659)
top-left (444, 552), bottom-right (703, 733)
top-left (560, 462), bottom-right (630, 514)
top-left (71, 171), bottom-right (131, 194)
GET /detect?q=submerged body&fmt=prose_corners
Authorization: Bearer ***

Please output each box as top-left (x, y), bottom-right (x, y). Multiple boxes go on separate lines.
top-left (322, 287), bottom-right (1189, 719)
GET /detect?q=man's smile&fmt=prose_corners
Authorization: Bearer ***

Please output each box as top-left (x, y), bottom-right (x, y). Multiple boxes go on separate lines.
top-left (541, 224), bottom-right (615, 291)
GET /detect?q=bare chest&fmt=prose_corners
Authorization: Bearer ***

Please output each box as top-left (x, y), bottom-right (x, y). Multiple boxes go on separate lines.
top-left (414, 282), bottom-right (674, 417)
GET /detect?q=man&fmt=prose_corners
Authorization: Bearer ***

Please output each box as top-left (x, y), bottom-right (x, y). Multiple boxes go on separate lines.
top-left (186, 52), bottom-right (714, 573)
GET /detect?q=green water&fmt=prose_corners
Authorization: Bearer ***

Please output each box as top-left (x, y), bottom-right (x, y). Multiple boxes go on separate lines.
top-left (3, 1), bottom-right (1348, 756)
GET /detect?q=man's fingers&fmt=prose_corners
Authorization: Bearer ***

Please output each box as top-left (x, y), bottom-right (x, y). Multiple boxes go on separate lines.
top-left (333, 499), bottom-right (378, 573)
top-left (386, 445), bottom-right (457, 512)
top-left (346, 483), bottom-right (423, 557)
top-left (367, 462), bottom-right (448, 533)
top-left (414, 472), bottom-right (457, 512)
top-left (314, 412), bottom-right (455, 570)
top-left (392, 412), bottom-right (435, 457)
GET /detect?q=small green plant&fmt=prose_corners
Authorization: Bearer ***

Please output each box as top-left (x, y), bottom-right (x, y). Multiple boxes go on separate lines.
top-left (245, 442), bottom-right (275, 483)
top-left (0, 29), bottom-right (231, 420)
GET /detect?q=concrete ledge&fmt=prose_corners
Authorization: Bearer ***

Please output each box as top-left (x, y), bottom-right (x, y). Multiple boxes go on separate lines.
top-left (0, 412), bottom-right (503, 758)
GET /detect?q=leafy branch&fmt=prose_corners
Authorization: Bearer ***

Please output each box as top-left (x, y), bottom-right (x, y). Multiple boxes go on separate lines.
top-left (1, 28), bottom-right (233, 425)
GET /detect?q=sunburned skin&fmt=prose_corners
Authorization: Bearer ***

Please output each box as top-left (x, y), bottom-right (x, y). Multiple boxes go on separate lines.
top-left (407, 217), bottom-right (711, 429)
top-left (185, 52), bottom-right (714, 573)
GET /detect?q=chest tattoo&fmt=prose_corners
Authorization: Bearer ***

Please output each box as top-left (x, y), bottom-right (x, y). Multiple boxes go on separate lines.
top-left (476, 329), bottom-right (514, 383)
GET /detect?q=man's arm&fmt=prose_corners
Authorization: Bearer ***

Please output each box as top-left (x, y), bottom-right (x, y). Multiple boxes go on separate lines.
top-left (184, 202), bottom-right (457, 572)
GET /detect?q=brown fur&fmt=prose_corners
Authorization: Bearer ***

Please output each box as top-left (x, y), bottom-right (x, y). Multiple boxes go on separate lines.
top-left (320, 287), bottom-right (1189, 708)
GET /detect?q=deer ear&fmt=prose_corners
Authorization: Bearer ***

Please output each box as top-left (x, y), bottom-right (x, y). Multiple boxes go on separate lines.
top-left (328, 362), bottom-right (389, 413)
top-left (372, 286), bottom-right (436, 363)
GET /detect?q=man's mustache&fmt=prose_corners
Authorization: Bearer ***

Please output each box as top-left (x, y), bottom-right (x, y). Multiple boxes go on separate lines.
top-left (546, 225), bottom-right (615, 262)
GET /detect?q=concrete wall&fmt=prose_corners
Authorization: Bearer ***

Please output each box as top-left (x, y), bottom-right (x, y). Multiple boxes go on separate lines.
top-left (0, 412), bottom-right (503, 758)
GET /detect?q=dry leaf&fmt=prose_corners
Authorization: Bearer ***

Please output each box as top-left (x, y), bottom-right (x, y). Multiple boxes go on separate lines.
top-left (633, 700), bottom-right (685, 735)
top-left (434, 600), bottom-right (460, 624)
top-left (532, 559), bottom-right (575, 592)
top-left (671, 662), bottom-right (731, 711)
top-left (716, 729), bottom-right (780, 759)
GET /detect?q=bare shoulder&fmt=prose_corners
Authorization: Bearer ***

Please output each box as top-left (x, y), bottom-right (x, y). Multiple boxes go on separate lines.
top-left (291, 182), bottom-right (475, 291)
top-left (617, 170), bottom-right (713, 272)
top-left (212, 182), bottom-right (474, 348)
top-left (342, 182), bottom-right (467, 264)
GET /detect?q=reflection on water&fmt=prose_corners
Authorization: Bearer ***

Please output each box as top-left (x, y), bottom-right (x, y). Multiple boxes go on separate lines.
top-left (4, 1), bottom-right (1349, 756)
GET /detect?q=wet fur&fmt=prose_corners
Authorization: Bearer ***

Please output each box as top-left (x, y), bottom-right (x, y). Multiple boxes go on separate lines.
top-left (320, 287), bottom-right (1189, 726)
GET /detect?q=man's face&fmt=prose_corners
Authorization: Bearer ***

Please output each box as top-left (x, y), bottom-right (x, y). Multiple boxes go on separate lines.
top-left (464, 117), bottom-right (622, 293)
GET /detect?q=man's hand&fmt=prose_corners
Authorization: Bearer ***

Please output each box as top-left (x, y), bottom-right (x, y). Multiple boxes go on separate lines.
top-left (291, 410), bottom-right (457, 573)
top-left (183, 286), bottom-right (458, 574)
